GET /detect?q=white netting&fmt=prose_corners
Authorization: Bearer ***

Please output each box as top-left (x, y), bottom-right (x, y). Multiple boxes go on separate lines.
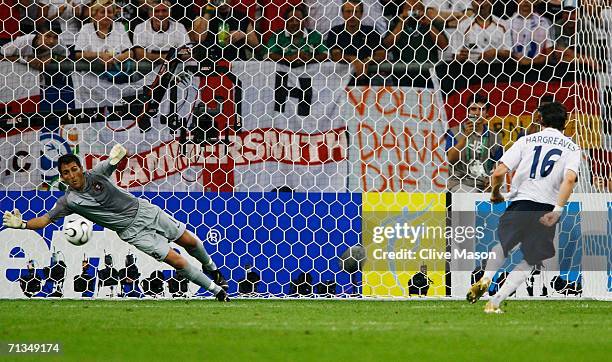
top-left (0, 0), bottom-right (609, 299)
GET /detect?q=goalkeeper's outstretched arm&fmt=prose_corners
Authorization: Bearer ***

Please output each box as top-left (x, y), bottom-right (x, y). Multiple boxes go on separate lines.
top-left (94, 144), bottom-right (127, 177)
top-left (3, 209), bottom-right (51, 230)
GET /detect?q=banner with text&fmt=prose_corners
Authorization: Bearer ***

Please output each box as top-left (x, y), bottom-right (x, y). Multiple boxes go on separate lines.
top-left (345, 86), bottom-right (448, 192)
top-left (230, 61), bottom-right (352, 192)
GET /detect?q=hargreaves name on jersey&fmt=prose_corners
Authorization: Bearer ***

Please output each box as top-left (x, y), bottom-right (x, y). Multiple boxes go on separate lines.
top-left (524, 134), bottom-right (579, 151)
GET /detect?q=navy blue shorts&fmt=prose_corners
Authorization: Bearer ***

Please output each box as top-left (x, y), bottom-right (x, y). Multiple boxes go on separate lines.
top-left (498, 200), bottom-right (556, 266)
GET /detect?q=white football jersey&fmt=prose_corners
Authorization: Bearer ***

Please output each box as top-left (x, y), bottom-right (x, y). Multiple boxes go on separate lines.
top-left (450, 16), bottom-right (512, 55)
top-left (501, 128), bottom-right (581, 206)
top-left (74, 22), bottom-right (132, 54)
top-left (133, 21), bottom-right (189, 52)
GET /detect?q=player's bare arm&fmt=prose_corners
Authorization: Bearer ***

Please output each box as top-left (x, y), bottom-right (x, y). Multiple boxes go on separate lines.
top-left (539, 169), bottom-right (578, 227)
top-left (490, 162), bottom-right (509, 203)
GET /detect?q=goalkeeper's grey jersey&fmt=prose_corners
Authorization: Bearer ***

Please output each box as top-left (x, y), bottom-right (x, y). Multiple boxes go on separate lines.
top-left (46, 160), bottom-right (140, 232)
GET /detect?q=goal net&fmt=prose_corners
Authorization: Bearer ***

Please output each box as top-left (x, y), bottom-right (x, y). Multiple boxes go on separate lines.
top-left (0, 0), bottom-right (609, 300)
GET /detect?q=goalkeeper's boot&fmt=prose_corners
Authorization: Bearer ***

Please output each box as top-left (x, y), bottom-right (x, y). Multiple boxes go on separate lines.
top-left (466, 277), bottom-right (491, 304)
top-left (484, 301), bottom-right (503, 314)
top-left (215, 289), bottom-right (230, 302)
top-left (211, 269), bottom-right (229, 291)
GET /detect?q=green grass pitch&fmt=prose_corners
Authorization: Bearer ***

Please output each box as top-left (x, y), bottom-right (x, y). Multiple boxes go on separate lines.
top-left (0, 299), bottom-right (609, 361)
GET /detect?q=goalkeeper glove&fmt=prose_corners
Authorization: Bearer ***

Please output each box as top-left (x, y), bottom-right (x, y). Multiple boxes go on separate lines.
top-left (109, 144), bottom-right (127, 166)
top-left (3, 209), bottom-right (26, 229)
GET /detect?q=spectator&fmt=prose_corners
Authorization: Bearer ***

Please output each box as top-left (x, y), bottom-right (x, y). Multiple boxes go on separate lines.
top-left (40, 0), bottom-right (87, 48)
top-left (74, 0), bottom-right (133, 67)
top-left (450, 0), bottom-right (512, 63)
top-left (73, 0), bottom-right (137, 108)
top-left (326, 0), bottom-right (385, 79)
top-left (191, 0), bottom-right (259, 62)
top-left (422, 0), bottom-right (472, 28)
top-left (509, 0), bottom-right (553, 67)
top-left (133, 0), bottom-right (189, 63)
top-left (384, 0), bottom-right (448, 65)
top-left (446, 93), bottom-right (503, 192)
top-left (266, 4), bottom-right (327, 66)
top-left (0, 22), bottom-right (59, 70)
top-left (259, 0), bottom-right (301, 45)
top-left (306, 0), bottom-right (387, 35)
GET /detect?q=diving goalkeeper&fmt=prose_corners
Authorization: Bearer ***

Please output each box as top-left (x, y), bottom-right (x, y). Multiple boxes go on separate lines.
top-left (2, 144), bottom-right (230, 302)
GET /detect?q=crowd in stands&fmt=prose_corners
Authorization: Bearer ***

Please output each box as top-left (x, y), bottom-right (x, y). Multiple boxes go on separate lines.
top-left (1, 0), bottom-right (610, 192)
top-left (0, 0), bottom-right (582, 72)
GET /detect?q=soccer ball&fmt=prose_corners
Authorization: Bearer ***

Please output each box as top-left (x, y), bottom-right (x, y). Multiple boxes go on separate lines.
top-left (63, 218), bottom-right (93, 246)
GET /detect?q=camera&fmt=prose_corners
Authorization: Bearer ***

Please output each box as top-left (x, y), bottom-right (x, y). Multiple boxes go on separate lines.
top-left (189, 102), bottom-right (220, 144)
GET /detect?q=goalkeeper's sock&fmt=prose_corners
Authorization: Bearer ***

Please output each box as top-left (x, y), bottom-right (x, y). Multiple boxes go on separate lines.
top-left (185, 239), bottom-right (217, 272)
top-left (483, 243), bottom-right (506, 282)
top-left (176, 263), bottom-right (221, 295)
top-left (490, 260), bottom-right (532, 306)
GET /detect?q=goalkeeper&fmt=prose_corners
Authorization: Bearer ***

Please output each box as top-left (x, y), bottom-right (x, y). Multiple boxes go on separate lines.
top-left (2, 144), bottom-right (230, 302)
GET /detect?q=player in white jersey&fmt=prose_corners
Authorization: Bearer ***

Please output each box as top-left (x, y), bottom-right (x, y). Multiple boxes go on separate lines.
top-left (466, 101), bottom-right (580, 313)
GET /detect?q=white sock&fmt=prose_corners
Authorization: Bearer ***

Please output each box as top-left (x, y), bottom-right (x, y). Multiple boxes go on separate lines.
top-left (491, 260), bottom-right (532, 306)
top-left (483, 244), bottom-right (506, 281)
top-left (176, 263), bottom-right (221, 295)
